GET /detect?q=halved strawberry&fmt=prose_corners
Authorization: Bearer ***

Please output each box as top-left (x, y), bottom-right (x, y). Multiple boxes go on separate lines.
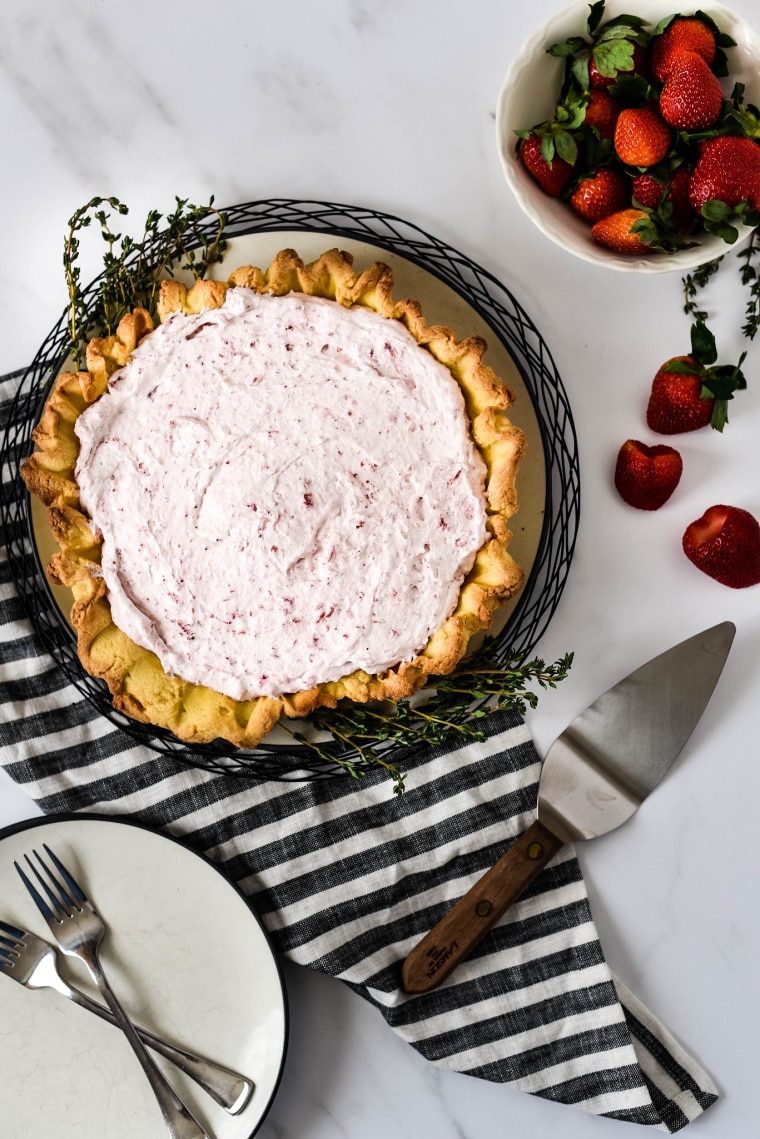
top-left (570, 168), bottom-right (628, 222)
top-left (614, 439), bottom-right (683, 510)
top-left (650, 16), bottom-right (717, 83)
top-left (518, 135), bottom-right (575, 197)
top-left (614, 107), bottom-right (672, 167)
top-left (659, 51), bottom-right (724, 131)
top-left (683, 505), bottom-right (760, 588)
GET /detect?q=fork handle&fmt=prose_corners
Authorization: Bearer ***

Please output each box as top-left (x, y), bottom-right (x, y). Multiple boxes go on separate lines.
top-left (83, 948), bottom-right (213, 1139)
top-left (64, 985), bottom-right (252, 1113)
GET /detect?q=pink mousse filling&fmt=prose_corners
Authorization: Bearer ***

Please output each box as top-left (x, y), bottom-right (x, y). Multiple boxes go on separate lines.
top-left (74, 288), bottom-right (488, 700)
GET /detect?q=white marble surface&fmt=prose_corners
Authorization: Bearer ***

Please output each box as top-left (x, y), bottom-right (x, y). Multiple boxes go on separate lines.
top-left (1, 0), bottom-right (759, 1135)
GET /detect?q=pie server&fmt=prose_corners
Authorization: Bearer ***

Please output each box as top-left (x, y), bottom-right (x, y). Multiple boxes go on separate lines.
top-left (401, 620), bottom-right (736, 995)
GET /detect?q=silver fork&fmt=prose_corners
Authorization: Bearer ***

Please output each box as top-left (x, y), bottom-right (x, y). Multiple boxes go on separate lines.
top-left (0, 918), bottom-right (252, 1114)
top-left (15, 845), bottom-right (213, 1139)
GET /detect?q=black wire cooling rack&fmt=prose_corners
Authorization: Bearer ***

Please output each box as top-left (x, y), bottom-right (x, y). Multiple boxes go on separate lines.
top-left (0, 199), bottom-right (580, 780)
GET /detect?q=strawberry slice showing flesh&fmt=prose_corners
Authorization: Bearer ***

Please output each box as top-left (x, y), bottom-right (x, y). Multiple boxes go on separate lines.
top-left (683, 505), bottom-right (760, 588)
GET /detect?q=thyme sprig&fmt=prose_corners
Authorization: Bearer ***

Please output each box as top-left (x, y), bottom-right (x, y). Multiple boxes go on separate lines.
top-left (287, 642), bottom-right (574, 794)
top-left (738, 228), bottom-right (760, 339)
top-left (682, 256), bottom-right (724, 321)
top-left (683, 225), bottom-right (760, 341)
top-left (63, 195), bottom-right (227, 367)
top-left (678, 229), bottom-right (759, 429)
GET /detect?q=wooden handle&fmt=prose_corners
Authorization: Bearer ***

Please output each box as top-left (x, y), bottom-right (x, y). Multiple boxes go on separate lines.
top-left (401, 819), bottom-right (564, 994)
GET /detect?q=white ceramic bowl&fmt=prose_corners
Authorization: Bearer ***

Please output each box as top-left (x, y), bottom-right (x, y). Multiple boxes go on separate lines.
top-left (496, 0), bottom-right (760, 272)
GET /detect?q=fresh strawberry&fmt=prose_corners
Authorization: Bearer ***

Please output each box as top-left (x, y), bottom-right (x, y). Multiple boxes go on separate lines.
top-left (591, 207), bottom-right (651, 253)
top-left (632, 172), bottom-right (667, 211)
top-left (590, 41), bottom-right (649, 89)
top-left (646, 356), bottom-right (714, 433)
top-left (518, 135), bottom-right (575, 197)
top-left (583, 90), bottom-right (621, 139)
top-left (570, 168), bottom-right (628, 222)
top-left (659, 51), bottom-right (724, 131)
top-left (614, 107), bottom-right (672, 167)
top-left (650, 16), bottom-right (717, 83)
top-left (683, 505), bottom-right (760, 588)
top-left (688, 136), bottom-right (760, 213)
top-left (646, 319), bottom-right (747, 433)
top-left (614, 439), bottom-right (683, 510)
top-left (667, 165), bottom-right (698, 228)
top-left (633, 167), bottom-right (697, 230)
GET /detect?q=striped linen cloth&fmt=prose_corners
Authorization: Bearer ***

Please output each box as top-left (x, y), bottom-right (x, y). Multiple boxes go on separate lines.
top-left (0, 369), bottom-right (717, 1131)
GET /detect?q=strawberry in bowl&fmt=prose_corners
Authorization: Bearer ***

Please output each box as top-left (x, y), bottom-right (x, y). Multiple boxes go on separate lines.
top-left (497, 0), bottom-right (760, 270)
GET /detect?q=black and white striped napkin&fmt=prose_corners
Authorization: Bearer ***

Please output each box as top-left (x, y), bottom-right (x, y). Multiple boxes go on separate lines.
top-left (0, 370), bottom-right (717, 1131)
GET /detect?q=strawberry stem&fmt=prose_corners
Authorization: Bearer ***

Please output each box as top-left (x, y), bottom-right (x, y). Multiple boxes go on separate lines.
top-left (710, 398), bottom-right (729, 432)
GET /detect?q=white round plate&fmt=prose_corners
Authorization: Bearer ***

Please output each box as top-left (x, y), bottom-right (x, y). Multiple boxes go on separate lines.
top-left (0, 815), bottom-right (287, 1139)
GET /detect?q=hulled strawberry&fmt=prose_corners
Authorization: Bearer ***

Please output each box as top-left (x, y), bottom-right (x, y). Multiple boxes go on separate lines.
top-left (614, 439), bottom-right (683, 510)
top-left (650, 16), bottom-right (717, 83)
top-left (688, 136), bottom-right (760, 213)
top-left (518, 135), bottom-right (575, 197)
top-left (570, 167), bottom-right (628, 222)
top-left (683, 505), bottom-right (760, 588)
top-left (583, 90), bottom-right (621, 139)
top-left (659, 51), bottom-right (724, 131)
top-left (646, 319), bottom-right (747, 433)
top-left (614, 107), bottom-right (672, 167)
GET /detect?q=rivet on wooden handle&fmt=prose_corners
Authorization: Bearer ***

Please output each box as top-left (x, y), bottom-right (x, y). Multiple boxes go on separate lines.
top-left (400, 818), bottom-right (564, 995)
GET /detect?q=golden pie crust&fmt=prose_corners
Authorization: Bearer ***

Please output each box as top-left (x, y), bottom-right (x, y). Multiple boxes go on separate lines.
top-left (22, 249), bottom-right (526, 748)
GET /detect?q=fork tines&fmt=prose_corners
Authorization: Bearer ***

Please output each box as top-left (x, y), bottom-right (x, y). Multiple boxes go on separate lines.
top-left (0, 919), bottom-right (24, 967)
top-left (14, 845), bottom-right (88, 920)
top-left (0, 918), bottom-right (24, 939)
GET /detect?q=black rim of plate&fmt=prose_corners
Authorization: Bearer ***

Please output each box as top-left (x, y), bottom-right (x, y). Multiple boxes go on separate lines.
top-left (0, 198), bottom-right (580, 781)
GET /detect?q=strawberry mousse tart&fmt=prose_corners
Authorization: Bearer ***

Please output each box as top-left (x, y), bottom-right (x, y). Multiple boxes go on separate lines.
top-left (23, 249), bottom-right (526, 749)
